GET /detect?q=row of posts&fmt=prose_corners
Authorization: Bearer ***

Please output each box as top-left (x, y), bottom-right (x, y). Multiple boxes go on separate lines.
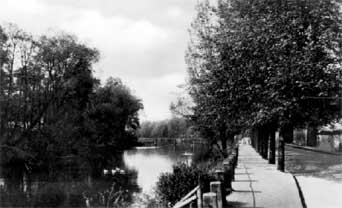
top-left (200, 146), bottom-right (238, 208)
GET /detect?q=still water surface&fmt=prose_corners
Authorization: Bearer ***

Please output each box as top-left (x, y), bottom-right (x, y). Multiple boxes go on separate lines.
top-left (124, 144), bottom-right (196, 195)
top-left (0, 142), bottom-right (204, 207)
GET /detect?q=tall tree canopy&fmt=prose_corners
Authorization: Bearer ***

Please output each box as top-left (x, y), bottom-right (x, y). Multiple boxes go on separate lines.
top-left (187, 0), bottom-right (342, 152)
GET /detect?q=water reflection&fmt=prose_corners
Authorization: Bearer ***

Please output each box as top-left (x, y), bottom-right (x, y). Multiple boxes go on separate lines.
top-left (0, 153), bottom-right (140, 207)
top-left (123, 143), bottom-right (204, 195)
top-left (124, 147), bottom-right (174, 194)
top-left (0, 142), bottom-right (205, 207)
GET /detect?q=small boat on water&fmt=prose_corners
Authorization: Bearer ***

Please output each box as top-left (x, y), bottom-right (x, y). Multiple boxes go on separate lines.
top-left (135, 146), bottom-right (159, 150)
top-left (182, 152), bottom-right (193, 156)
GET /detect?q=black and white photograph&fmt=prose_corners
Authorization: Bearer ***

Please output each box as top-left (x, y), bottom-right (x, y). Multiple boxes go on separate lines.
top-left (1, 0), bottom-right (342, 207)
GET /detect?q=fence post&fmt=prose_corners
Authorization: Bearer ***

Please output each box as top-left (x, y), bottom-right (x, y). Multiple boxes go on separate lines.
top-left (215, 169), bottom-right (224, 182)
top-left (210, 181), bottom-right (223, 208)
top-left (203, 193), bottom-right (218, 208)
top-left (223, 160), bottom-right (232, 193)
top-left (197, 187), bottom-right (202, 208)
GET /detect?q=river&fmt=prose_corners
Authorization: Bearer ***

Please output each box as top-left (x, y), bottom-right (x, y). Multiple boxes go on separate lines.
top-left (124, 144), bottom-right (199, 194)
top-left (0, 142), bottom-right (206, 207)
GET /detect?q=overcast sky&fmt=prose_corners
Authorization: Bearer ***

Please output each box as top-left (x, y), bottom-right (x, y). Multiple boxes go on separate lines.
top-left (0, 0), bottom-right (198, 121)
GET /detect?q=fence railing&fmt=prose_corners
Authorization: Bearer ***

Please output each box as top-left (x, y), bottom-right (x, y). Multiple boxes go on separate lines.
top-left (173, 185), bottom-right (201, 208)
top-left (173, 145), bottom-right (239, 208)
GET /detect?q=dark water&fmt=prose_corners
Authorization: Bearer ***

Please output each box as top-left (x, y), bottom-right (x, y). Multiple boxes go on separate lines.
top-left (0, 142), bottom-right (205, 207)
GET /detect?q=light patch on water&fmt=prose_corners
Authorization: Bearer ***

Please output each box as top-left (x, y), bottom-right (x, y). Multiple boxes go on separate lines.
top-left (296, 176), bottom-right (342, 208)
top-left (135, 146), bottom-right (159, 150)
top-left (124, 151), bottom-right (174, 194)
top-left (0, 178), bottom-right (4, 187)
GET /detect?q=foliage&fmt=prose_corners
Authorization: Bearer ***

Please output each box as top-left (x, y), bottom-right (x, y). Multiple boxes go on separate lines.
top-left (186, 0), bottom-right (342, 144)
top-left (192, 144), bottom-right (224, 166)
top-left (0, 23), bottom-right (143, 179)
top-left (89, 78), bottom-right (142, 150)
top-left (139, 117), bottom-right (195, 138)
top-left (155, 163), bottom-right (214, 206)
top-left (33, 184), bottom-right (67, 208)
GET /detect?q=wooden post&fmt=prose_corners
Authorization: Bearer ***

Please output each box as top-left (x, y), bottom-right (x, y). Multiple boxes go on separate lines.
top-left (203, 192), bottom-right (218, 208)
top-left (234, 147), bottom-right (239, 168)
top-left (210, 181), bottom-right (223, 208)
top-left (197, 186), bottom-right (203, 208)
top-left (223, 161), bottom-right (232, 192)
top-left (215, 169), bottom-right (227, 205)
top-left (215, 169), bottom-right (224, 182)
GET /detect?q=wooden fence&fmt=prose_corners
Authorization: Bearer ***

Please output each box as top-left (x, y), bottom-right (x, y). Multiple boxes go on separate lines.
top-left (173, 146), bottom-right (239, 208)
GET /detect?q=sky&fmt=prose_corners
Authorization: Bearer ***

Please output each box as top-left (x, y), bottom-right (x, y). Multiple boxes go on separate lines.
top-left (0, 0), bottom-right (198, 121)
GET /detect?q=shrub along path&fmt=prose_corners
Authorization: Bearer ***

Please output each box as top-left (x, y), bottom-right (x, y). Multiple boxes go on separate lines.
top-left (226, 143), bottom-right (303, 208)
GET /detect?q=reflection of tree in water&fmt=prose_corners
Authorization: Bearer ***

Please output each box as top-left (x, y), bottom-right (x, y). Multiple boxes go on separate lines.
top-left (0, 152), bottom-right (140, 208)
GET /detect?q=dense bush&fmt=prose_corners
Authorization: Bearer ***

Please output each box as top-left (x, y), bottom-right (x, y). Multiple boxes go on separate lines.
top-left (33, 184), bottom-right (66, 208)
top-left (155, 163), bottom-right (214, 206)
top-left (192, 145), bottom-right (225, 169)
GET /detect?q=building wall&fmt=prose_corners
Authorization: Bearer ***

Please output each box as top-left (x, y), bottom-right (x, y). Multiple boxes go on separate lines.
top-left (293, 128), bottom-right (307, 146)
top-left (317, 134), bottom-right (342, 152)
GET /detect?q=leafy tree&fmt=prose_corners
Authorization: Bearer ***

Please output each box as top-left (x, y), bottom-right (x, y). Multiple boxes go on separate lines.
top-left (90, 77), bottom-right (142, 151)
top-left (186, 0), bottom-right (249, 152)
top-left (0, 26), bottom-right (8, 138)
top-left (186, 0), bottom-right (342, 167)
top-left (0, 24), bottom-right (143, 179)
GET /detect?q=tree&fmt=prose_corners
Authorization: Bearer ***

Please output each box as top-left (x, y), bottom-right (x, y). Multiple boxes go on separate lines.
top-left (186, 0), bottom-right (254, 153)
top-left (186, 0), bottom-right (342, 167)
top-left (0, 24), bottom-right (143, 179)
top-left (0, 26), bottom-right (8, 139)
top-left (90, 77), bottom-right (142, 150)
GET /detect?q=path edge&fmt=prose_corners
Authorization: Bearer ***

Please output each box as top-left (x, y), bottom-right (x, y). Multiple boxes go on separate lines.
top-left (292, 175), bottom-right (307, 208)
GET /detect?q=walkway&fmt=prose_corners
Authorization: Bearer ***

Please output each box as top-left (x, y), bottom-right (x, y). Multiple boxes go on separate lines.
top-left (226, 143), bottom-right (303, 208)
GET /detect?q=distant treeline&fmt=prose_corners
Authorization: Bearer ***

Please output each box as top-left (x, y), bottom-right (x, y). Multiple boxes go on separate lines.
top-left (138, 117), bottom-right (196, 138)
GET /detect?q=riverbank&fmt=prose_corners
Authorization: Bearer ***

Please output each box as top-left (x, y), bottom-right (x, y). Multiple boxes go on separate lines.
top-left (137, 137), bottom-right (207, 147)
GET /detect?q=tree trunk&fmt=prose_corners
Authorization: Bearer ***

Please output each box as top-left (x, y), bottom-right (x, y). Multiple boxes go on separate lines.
top-left (277, 137), bottom-right (285, 172)
top-left (221, 137), bottom-right (227, 153)
top-left (268, 129), bottom-right (276, 164)
top-left (258, 127), bottom-right (268, 159)
top-left (257, 128), bottom-right (263, 154)
top-left (307, 124), bottom-right (318, 147)
top-left (261, 126), bottom-right (269, 160)
top-left (251, 129), bottom-right (257, 148)
top-left (283, 124), bottom-right (294, 143)
top-left (262, 129), bottom-right (269, 160)
top-left (277, 125), bottom-right (292, 172)
top-left (226, 134), bottom-right (235, 156)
